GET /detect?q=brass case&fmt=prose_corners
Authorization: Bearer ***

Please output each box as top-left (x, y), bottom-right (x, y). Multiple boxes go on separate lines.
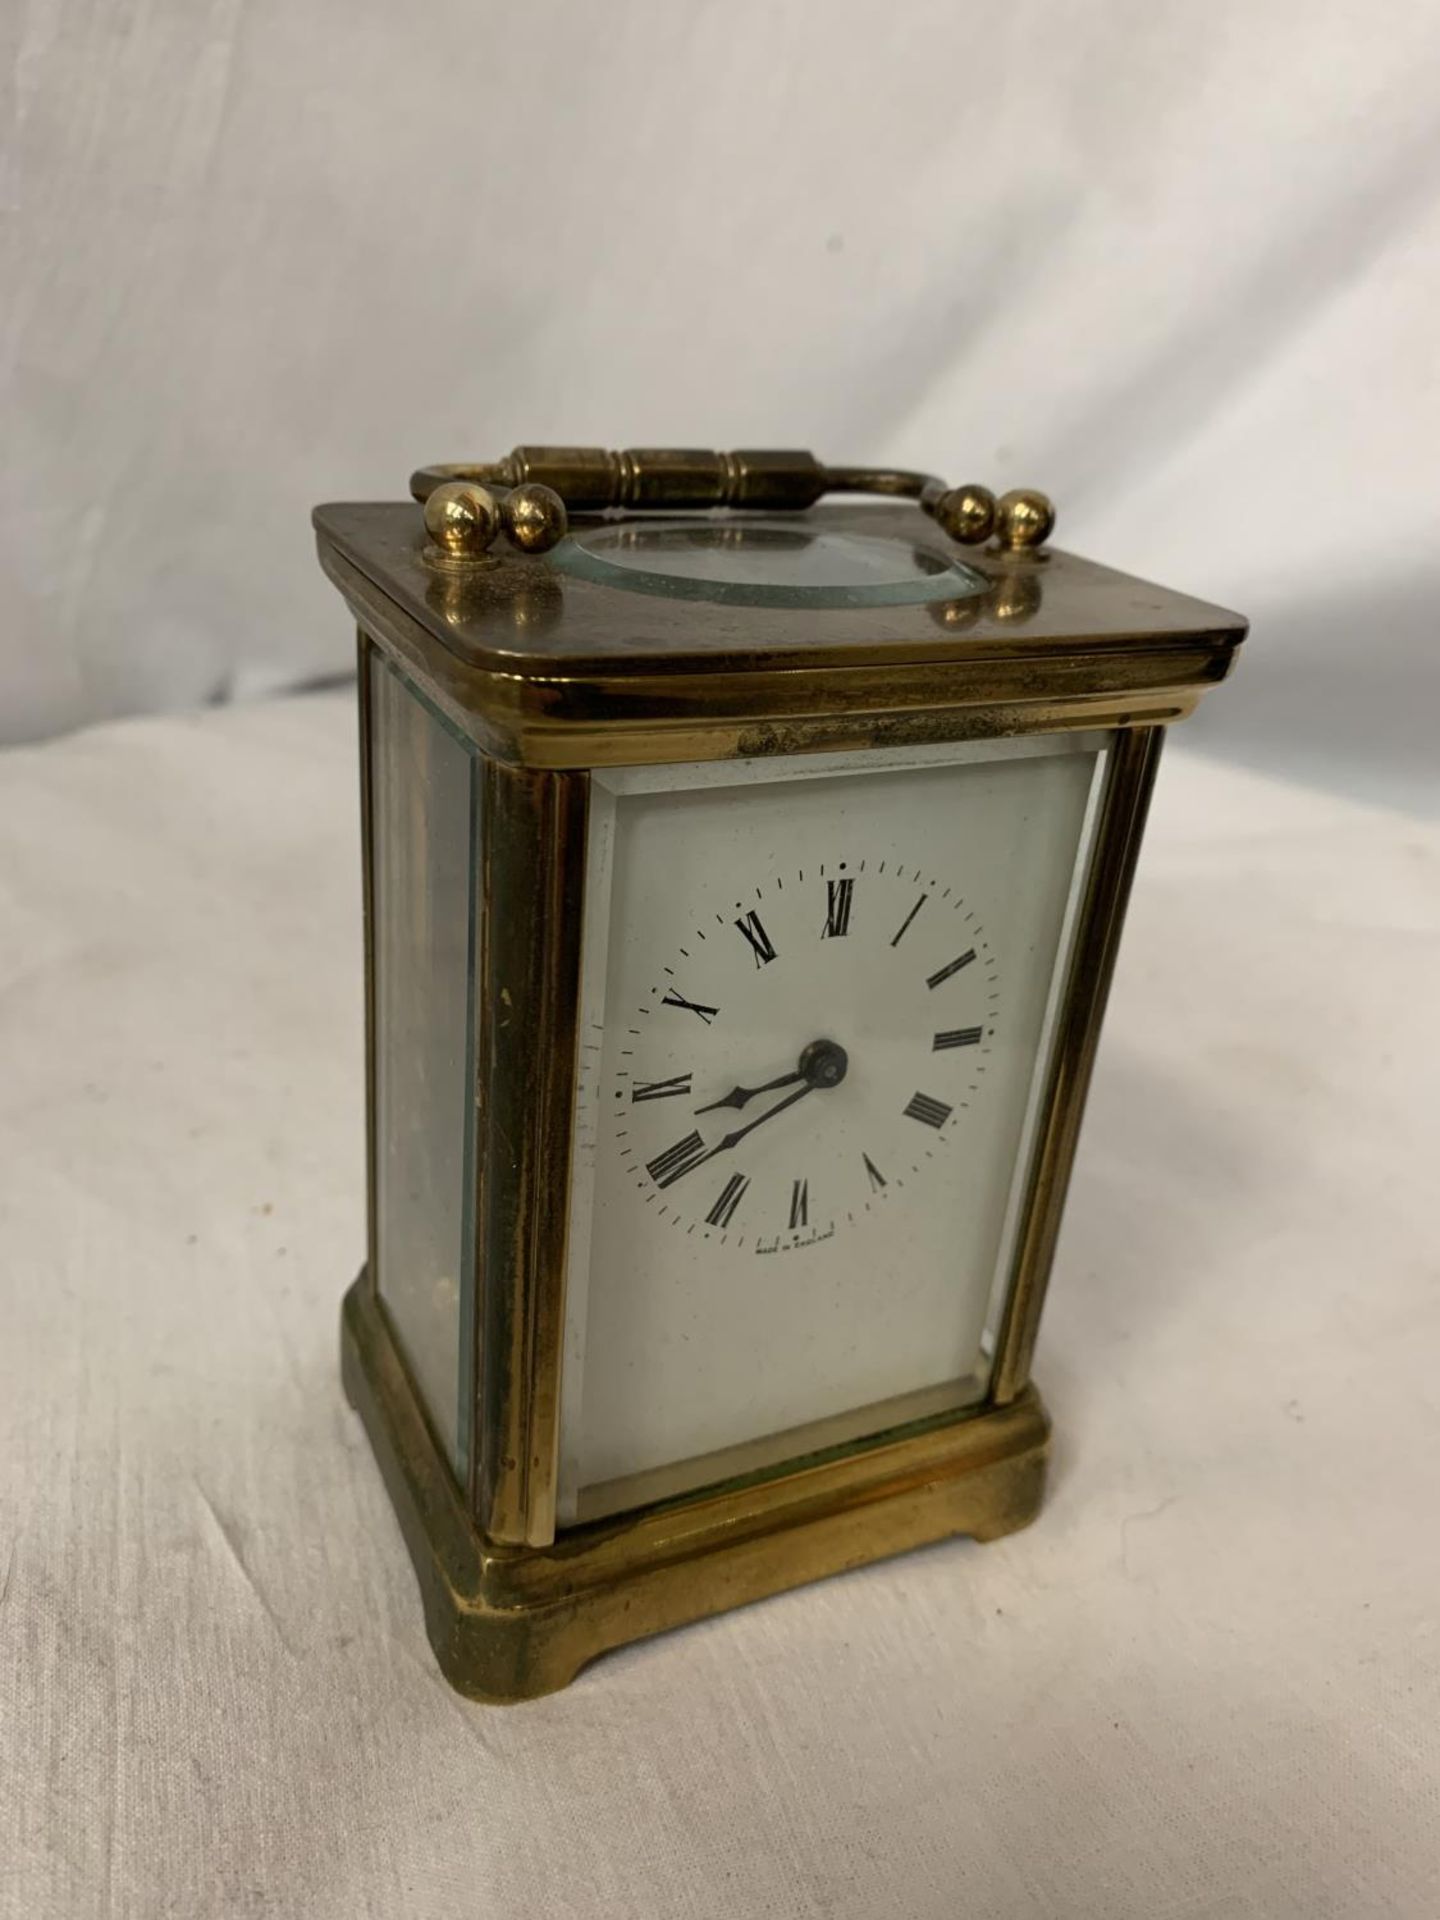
top-left (315, 496), bottom-right (1246, 1701)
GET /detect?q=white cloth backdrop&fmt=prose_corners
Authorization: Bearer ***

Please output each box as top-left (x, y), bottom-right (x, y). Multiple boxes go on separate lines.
top-left (5, 3), bottom-right (1440, 1915)
top-left (5, 1), bottom-right (1440, 809)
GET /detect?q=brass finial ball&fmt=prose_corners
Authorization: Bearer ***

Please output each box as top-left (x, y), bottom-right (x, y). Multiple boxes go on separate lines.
top-left (501, 482), bottom-right (568, 554)
top-left (934, 484), bottom-right (996, 546)
top-left (423, 481), bottom-right (500, 558)
top-left (995, 489), bottom-right (1055, 552)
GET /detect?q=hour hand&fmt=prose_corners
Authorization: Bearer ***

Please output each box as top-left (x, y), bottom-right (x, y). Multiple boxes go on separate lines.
top-left (694, 1068), bottom-right (804, 1115)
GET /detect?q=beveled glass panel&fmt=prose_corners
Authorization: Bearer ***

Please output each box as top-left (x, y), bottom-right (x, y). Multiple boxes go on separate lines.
top-left (552, 518), bottom-right (987, 609)
top-left (369, 655), bottom-right (479, 1479)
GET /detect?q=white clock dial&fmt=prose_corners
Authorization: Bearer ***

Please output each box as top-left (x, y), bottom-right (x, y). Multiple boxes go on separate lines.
top-left (559, 733), bottom-right (1110, 1525)
top-left (614, 861), bottom-right (998, 1253)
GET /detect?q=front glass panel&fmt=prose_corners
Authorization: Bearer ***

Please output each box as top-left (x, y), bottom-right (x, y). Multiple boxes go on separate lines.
top-left (369, 655), bottom-right (479, 1479)
top-left (558, 732), bottom-right (1110, 1525)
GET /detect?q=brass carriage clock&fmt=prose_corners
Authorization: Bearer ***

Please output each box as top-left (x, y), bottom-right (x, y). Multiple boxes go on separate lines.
top-left (313, 447), bottom-right (1245, 1702)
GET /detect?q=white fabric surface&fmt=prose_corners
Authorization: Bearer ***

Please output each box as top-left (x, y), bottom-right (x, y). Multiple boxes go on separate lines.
top-left (6, 0), bottom-right (1440, 805)
top-left (2, 688), bottom-right (1438, 1918)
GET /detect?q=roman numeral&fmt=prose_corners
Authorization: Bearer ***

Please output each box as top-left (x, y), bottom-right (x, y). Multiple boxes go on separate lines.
top-left (904, 1091), bottom-right (953, 1129)
top-left (823, 878), bottom-right (853, 939)
top-left (891, 894), bottom-right (928, 947)
top-left (661, 987), bottom-right (719, 1024)
top-left (863, 1153), bottom-right (887, 1192)
top-left (926, 948), bottom-right (976, 989)
top-left (647, 1130), bottom-right (708, 1188)
top-left (706, 1173), bottom-right (749, 1228)
top-left (789, 1178), bottom-right (809, 1229)
top-left (631, 1072), bottom-right (693, 1101)
top-left (933, 1027), bottom-right (983, 1050)
top-left (734, 910), bottom-right (777, 968)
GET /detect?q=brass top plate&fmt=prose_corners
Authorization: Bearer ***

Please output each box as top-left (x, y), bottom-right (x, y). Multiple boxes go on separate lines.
top-left (315, 501), bottom-right (1245, 676)
top-left (315, 500), bottom-right (1245, 765)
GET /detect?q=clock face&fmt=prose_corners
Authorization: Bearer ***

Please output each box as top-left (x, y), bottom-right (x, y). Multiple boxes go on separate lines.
top-left (558, 733), bottom-right (1109, 1525)
top-left (613, 862), bottom-right (999, 1253)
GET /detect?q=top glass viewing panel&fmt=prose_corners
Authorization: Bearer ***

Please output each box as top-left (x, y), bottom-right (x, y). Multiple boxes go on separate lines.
top-left (551, 519), bottom-right (989, 610)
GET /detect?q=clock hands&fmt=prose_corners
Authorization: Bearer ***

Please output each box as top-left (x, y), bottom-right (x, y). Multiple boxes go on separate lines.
top-left (694, 1037), bottom-right (849, 1117)
top-left (707, 1078), bottom-right (816, 1154)
top-left (659, 1039), bottom-right (850, 1189)
top-left (655, 1083), bottom-right (816, 1189)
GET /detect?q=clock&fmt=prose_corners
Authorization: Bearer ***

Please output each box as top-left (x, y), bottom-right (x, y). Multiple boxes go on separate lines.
top-left (313, 446), bottom-right (1247, 1701)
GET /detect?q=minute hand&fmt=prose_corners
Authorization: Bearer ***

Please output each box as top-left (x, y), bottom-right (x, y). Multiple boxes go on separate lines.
top-left (713, 1079), bottom-right (815, 1151)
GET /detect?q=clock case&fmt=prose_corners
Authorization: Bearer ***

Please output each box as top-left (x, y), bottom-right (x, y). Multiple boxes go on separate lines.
top-left (314, 477), bottom-right (1246, 1703)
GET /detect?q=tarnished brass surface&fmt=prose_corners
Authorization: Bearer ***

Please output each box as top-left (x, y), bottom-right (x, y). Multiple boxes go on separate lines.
top-left (412, 447), bottom-right (833, 514)
top-left (356, 635), bottom-right (379, 1312)
top-left (342, 1271), bottom-right (1050, 1703)
top-left (314, 501), bottom-right (1245, 770)
top-left (472, 760), bottom-right (586, 1545)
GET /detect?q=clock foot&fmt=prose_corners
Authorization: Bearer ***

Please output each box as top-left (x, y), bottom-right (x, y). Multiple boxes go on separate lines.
top-left (341, 1272), bottom-right (1050, 1703)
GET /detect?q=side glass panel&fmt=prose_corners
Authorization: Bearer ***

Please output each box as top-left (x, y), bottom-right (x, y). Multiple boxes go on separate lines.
top-left (369, 655), bottom-right (479, 1480)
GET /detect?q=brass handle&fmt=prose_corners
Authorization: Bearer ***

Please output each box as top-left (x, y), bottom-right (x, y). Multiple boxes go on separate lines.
top-left (412, 447), bottom-right (1054, 564)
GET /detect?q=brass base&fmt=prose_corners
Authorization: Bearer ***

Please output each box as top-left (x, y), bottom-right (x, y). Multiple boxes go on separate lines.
top-left (341, 1273), bottom-right (1050, 1703)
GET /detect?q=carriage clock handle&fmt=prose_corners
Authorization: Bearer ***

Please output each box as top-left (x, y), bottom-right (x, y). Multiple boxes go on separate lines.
top-left (407, 448), bottom-right (1055, 565)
